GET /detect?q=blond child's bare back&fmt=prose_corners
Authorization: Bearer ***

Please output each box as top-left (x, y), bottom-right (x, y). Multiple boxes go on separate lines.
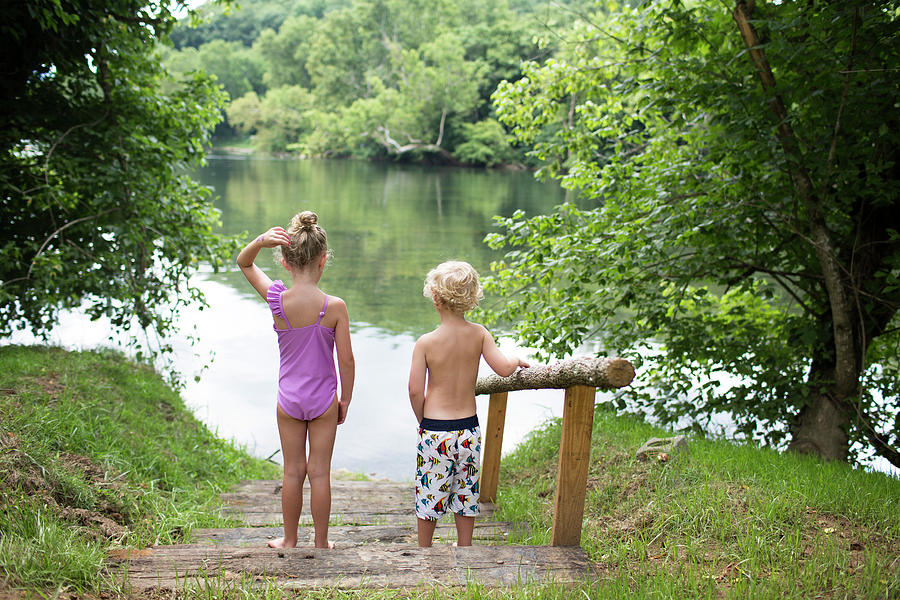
top-left (409, 312), bottom-right (524, 422)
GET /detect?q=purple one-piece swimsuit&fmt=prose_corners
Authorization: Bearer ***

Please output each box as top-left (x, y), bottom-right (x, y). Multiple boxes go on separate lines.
top-left (266, 280), bottom-right (337, 421)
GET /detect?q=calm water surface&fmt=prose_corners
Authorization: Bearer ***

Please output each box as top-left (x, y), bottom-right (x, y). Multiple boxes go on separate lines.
top-left (12, 157), bottom-right (609, 481)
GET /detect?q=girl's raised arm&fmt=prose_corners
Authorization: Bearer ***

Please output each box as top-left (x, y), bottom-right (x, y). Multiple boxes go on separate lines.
top-left (332, 298), bottom-right (355, 425)
top-left (236, 227), bottom-right (291, 299)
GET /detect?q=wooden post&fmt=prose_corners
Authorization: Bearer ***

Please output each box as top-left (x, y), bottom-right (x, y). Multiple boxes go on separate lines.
top-left (550, 385), bottom-right (596, 546)
top-left (479, 392), bottom-right (507, 503)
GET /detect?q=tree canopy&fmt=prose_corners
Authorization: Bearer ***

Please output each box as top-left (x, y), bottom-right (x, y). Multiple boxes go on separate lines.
top-left (484, 1), bottom-right (900, 467)
top-left (161, 0), bottom-right (614, 163)
top-left (0, 0), bottom-right (234, 373)
top-left (169, 0), bottom-right (351, 49)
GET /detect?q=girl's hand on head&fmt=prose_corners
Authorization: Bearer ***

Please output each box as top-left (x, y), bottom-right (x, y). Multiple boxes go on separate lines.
top-left (257, 227), bottom-right (291, 248)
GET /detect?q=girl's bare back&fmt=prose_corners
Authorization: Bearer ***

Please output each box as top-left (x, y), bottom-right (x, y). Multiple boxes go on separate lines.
top-left (277, 284), bottom-right (342, 330)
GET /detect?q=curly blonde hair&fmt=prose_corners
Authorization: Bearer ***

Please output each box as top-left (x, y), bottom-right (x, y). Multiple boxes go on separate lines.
top-left (423, 261), bottom-right (484, 313)
top-left (280, 211), bottom-right (328, 269)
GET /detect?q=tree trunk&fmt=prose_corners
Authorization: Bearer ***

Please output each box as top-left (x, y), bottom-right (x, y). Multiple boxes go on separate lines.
top-left (788, 361), bottom-right (851, 461)
top-left (734, 2), bottom-right (862, 462)
top-left (788, 392), bottom-right (851, 461)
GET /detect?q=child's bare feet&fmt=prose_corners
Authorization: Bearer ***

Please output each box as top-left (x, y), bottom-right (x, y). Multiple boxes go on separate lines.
top-left (267, 537), bottom-right (297, 549)
top-left (314, 540), bottom-right (335, 549)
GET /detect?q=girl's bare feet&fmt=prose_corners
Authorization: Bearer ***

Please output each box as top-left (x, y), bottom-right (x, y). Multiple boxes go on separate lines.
top-left (314, 540), bottom-right (335, 549)
top-left (267, 537), bottom-right (297, 549)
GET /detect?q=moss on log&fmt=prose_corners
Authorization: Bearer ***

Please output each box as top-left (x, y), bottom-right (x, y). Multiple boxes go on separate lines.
top-left (475, 357), bottom-right (635, 395)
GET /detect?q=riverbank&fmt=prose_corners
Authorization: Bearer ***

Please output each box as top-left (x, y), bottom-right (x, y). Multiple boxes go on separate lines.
top-left (208, 139), bottom-right (531, 169)
top-left (0, 345), bottom-right (280, 592)
top-left (1, 346), bottom-right (897, 598)
top-left (496, 408), bottom-right (899, 598)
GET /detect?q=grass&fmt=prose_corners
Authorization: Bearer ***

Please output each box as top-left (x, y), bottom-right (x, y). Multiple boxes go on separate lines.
top-left (0, 345), bottom-right (279, 592)
top-left (1, 345), bottom-right (898, 599)
top-left (494, 405), bottom-right (900, 599)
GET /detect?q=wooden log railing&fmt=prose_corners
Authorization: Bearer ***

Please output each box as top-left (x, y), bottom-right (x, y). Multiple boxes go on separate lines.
top-left (476, 356), bottom-right (635, 547)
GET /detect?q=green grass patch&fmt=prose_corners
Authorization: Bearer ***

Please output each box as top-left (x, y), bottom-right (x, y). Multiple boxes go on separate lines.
top-left (0, 345), bottom-right (279, 592)
top-left (495, 404), bottom-right (900, 599)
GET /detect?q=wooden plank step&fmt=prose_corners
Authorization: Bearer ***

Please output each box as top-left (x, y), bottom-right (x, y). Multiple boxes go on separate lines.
top-left (223, 492), bottom-right (412, 509)
top-left (220, 479), bottom-right (495, 528)
top-left (223, 505), bottom-right (496, 528)
top-left (193, 522), bottom-right (527, 547)
top-left (230, 479), bottom-right (408, 494)
top-left (223, 508), bottom-right (410, 528)
top-left (221, 483), bottom-right (412, 511)
top-left (108, 544), bottom-right (597, 590)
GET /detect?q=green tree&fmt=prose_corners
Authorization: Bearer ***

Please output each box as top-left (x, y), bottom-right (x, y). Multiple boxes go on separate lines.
top-left (486, 1), bottom-right (900, 467)
top-left (253, 15), bottom-right (318, 89)
top-left (228, 86), bottom-right (314, 152)
top-left (161, 40), bottom-right (265, 101)
top-left (458, 4), bottom-right (545, 114)
top-left (454, 119), bottom-right (515, 167)
top-left (177, 0), bottom-right (551, 162)
top-left (170, 0), bottom-right (348, 49)
top-left (345, 32), bottom-right (487, 161)
top-left (0, 0), bottom-right (234, 369)
top-left (303, 1), bottom-right (392, 106)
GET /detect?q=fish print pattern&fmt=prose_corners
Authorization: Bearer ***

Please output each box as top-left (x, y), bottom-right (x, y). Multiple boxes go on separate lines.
top-left (414, 425), bottom-right (481, 521)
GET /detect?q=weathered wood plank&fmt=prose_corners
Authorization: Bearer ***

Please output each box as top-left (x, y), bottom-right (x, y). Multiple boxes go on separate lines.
top-left (107, 545), bottom-right (597, 590)
top-left (480, 392), bottom-right (508, 504)
top-left (221, 497), bottom-right (495, 515)
top-left (221, 481), bottom-right (414, 526)
top-left (221, 492), bottom-right (411, 509)
top-left (550, 386), bottom-right (596, 547)
top-left (193, 522), bottom-right (524, 547)
top-left (225, 510), bottom-right (412, 527)
top-left (221, 480), bottom-right (495, 528)
top-left (231, 480), bottom-right (408, 495)
top-left (224, 503), bottom-right (496, 528)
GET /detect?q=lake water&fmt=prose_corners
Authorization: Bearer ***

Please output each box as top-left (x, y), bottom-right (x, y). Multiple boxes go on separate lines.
top-left (11, 157), bottom-right (611, 481)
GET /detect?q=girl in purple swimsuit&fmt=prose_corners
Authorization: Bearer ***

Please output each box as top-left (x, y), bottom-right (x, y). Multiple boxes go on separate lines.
top-left (237, 211), bottom-right (355, 550)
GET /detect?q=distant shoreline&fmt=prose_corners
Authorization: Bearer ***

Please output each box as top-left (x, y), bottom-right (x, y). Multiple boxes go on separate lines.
top-left (207, 143), bottom-right (531, 170)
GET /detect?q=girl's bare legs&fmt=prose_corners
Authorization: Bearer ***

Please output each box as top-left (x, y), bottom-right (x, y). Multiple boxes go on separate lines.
top-left (307, 399), bottom-right (339, 548)
top-left (269, 404), bottom-right (308, 549)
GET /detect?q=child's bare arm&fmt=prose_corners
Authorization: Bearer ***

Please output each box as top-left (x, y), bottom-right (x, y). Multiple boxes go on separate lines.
top-left (332, 298), bottom-right (355, 424)
top-left (408, 340), bottom-right (427, 423)
top-left (481, 327), bottom-right (529, 377)
top-left (236, 227), bottom-right (291, 298)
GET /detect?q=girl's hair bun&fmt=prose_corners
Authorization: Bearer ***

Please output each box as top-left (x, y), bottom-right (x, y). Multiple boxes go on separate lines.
top-left (290, 211), bottom-right (318, 232)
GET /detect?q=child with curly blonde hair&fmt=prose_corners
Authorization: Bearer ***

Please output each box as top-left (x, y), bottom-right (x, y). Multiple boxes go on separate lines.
top-left (408, 261), bottom-right (528, 547)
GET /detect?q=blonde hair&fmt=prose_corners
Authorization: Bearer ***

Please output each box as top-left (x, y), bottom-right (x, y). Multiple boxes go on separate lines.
top-left (280, 211), bottom-right (328, 269)
top-left (423, 261), bottom-right (483, 313)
